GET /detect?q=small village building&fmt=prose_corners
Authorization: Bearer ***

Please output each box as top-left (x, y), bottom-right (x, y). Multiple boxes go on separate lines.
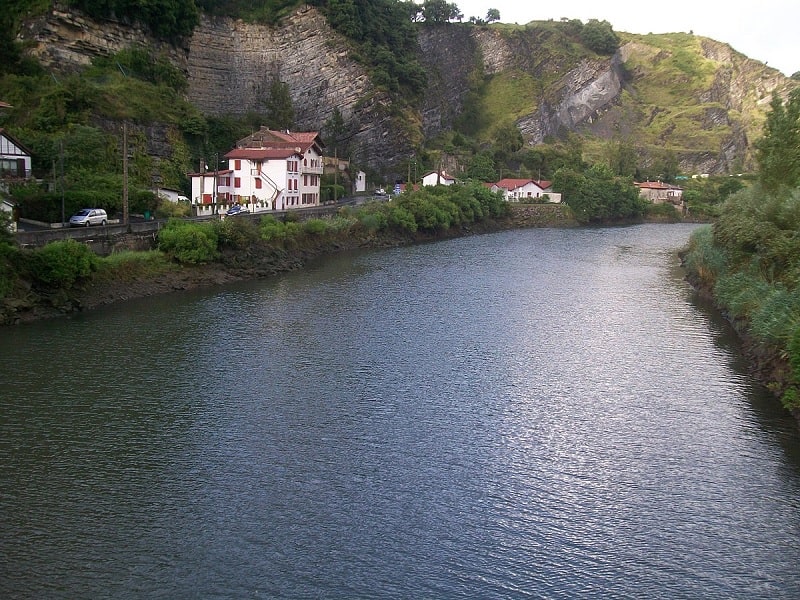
top-left (188, 128), bottom-right (324, 215)
top-left (354, 170), bottom-right (366, 193)
top-left (421, 171), bottom-right (456, 186)
top-left (491, 178), bottom-right (562, 203)
top-left (635, 181), bottom-right (684, 208)
top-left (0, 128), bottom-right (32, 183)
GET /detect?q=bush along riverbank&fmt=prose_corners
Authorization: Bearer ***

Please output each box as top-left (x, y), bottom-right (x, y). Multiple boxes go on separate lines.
top-left (0, 185), bottom-right (580, 326)
top-left (682, 184), bottom-right (800, 424)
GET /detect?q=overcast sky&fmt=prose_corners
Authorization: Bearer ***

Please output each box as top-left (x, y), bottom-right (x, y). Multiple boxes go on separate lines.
top-left (453, 1), bottom-right (797, 76)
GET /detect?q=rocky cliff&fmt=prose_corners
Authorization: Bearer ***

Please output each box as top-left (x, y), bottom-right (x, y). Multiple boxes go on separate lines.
top-left (17, 6), bottom-right (797, 175)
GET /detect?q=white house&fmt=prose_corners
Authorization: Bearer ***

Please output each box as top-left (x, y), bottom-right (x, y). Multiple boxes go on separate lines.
top-left (492, 178), bottom-right (562, 203)
top-left (0, 128), bottom-right (32, 183)
top-left (188, 128), bottom-right (324, 216)
top-left (354, 170), bottom-right (366, 193)
top-left (421, 170), bottom-right (456, 186)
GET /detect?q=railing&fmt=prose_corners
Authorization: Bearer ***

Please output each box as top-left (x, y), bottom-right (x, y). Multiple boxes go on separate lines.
top-left (14, 204), bottom-right (342, 248)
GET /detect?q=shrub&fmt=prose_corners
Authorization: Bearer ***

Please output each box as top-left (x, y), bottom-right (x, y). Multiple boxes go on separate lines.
top-left (157, 220), bottom-right (218, 264)
top-left (303, 218), bottom-right (329, 235)
top-left (214, 217), bottom-right (260, 250)
top-left (714, 270), bottom-right (771, 321)
top-left (749, 286), bottom-right (800, 344)
top-left (30, 239), bottom-right (99, 288)
top-left (260, 215), bottom-right (289, 241)
top-left (683, 225), bottom-right (726, 285)
top-left (357, 211), bottom-right (388, 232)
top-left (387, 205), bottom-right (417, 232)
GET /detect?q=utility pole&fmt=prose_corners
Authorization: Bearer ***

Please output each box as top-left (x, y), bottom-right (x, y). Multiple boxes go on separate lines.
top-left (213, 152), bottom-right (218, 214)
top-left (59, 140), bottom-right (65, 226)
top-left (122, 121), bottom-right (129, 225)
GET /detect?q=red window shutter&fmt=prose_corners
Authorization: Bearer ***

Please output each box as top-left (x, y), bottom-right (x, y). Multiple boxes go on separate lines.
top-left (235, 160), bottom-right (241, 170)
top-left (235, 177), bottom-right (241, 188)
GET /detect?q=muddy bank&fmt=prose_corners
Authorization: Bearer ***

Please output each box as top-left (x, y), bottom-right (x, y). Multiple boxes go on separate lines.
top-left (4, 208), bottom-right (567, 326)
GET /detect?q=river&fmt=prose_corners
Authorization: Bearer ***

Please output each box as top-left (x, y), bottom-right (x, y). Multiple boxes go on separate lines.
top-left (2, 223), bottom-right (799, 599)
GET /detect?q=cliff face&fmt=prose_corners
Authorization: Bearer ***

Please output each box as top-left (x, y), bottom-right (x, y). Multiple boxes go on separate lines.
top-left (17, 7), bottom-right (797, 175)
top-left (186, 10), bottom-right (410, 169)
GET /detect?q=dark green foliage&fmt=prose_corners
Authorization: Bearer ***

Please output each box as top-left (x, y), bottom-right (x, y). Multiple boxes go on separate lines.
top-left (303, 218), bottom-right (330, 235)
top-left (196, 0), bottom-right (301, 25)
top-left (263, 79), bottom-right (295, 130)
top-left (683, 225), bottom-right (726, 285)
top-left (323, 0), bottom-right (427, 98)
top-left (67, 0), bottom-right (199, 40)
top-left (466, 152), bottom-right (497, 181)
top-left (30, 239), bottom-right (99, 288)
top-left (421, 0), bottom-right (460, 24)
top-left (214, 215), bottom-right (261, 249)
top-left (553, 163), bottom-right (645, 223)
top-left (713, 186), bottom-right (800, 285)
top-left (755, 89), bottom-right (800, 194)
top-left (157, 219), bottom-right (219, 263)
top-left (90, 46), bottom-right (188, 93)
top-left (580, 19), bottom-right (619, 55)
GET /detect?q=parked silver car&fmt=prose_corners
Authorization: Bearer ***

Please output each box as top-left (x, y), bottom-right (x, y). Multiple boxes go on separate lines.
top-left (69, 208), bottom-right (108, 227)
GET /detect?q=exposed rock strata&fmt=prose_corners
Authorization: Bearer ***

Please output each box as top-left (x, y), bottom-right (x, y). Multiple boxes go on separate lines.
top-left (15, 7), bottom-right (797, 174)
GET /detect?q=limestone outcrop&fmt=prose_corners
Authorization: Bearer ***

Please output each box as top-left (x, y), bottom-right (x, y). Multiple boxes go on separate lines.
top-left (15, 6), bottom-right (797, 175)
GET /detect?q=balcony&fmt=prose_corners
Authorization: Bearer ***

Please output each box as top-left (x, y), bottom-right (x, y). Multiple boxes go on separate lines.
top-left (302, 162), bottom-right (323, 175)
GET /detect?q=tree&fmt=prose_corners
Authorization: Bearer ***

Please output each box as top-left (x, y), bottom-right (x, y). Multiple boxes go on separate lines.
top-left (755, 89), bottom-right (800, 194)
top-left (554, 163), bottom-right (644, 223)
top-left (467, 152), bottom-right (497, 182)
top-left (263, 78), bottom-right (295, 131)
top-left (580, 19), bottom-right (619, 55)
top-left (324, 107), bottom-right (349, 158)
top-left (604, 137), bottom-right (638, 178)
top-left (422, 0), bottom-right (461, 24)
top-left (486, 8), bottom-right (500, 23)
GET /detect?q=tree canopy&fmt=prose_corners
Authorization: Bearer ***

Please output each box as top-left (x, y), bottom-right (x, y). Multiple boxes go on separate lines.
top-left (755, 88), bottom-right (800, 194)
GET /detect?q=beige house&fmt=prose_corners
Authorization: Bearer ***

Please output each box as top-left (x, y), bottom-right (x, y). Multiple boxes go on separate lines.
top-left (635, 181), bottom-right (683, 204)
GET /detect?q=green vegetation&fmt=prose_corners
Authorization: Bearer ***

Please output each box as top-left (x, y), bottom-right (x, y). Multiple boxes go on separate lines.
top-left (683, 89), bottom-right (800, 410)
top-left (0, 184), bottom-right (508, 322)
top-left (553, 163), bottom-right (646, 224)
top-left (67, 0), bottom-right (199, 40)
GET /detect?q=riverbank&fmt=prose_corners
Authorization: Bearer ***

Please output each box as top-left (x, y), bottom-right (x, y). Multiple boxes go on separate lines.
top-left (683, 260), bottom-right (800, 424)
top-left (1, 204), bottom-right (577, 325)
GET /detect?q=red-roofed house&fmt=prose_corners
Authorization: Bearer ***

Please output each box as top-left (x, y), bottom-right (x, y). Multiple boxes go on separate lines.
top-left (635, 181), bottom-right (683, 205)
top-left (491, 178), bottom-right (561, 203)
top-left (188, 128), bottom-right (324, 215)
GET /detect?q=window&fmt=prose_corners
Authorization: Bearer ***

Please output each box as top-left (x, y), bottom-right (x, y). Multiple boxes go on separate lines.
top-left (255, 179), bottom-right (262, 189)
top-left (234, 177), bottom-right (241, 188)
top-left (235, 159), bottom-right (241, 170)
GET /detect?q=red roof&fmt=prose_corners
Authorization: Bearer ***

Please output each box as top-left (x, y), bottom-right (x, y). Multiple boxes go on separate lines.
top-left (235, 128), bottom-right (323, 153)
top-left (225, 147), bottom-right (302, 160)
top-left (495, 178), bottom-right (546, 191)
top-left (635, 181), bottom-right (682, 190)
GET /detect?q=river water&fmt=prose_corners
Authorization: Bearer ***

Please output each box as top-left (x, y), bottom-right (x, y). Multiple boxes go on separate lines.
top-left (2, 224), bottom-right (799, 599)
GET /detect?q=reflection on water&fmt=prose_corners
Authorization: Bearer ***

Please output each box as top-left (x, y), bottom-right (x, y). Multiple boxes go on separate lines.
top-left (2, 224), bottom-right (799, 599)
